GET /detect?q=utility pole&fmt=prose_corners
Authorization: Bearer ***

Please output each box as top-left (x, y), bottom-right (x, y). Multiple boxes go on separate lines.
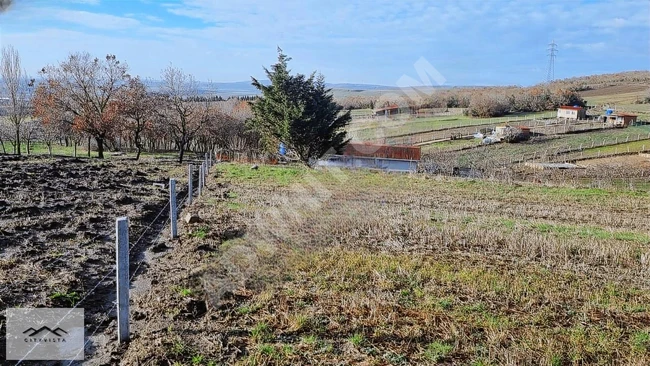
top-left (547, 40), bottom-right (558, 83)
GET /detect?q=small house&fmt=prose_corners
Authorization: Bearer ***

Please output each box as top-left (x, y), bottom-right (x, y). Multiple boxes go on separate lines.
top-left (602, 113), bottom-right (637, 128)
top-left (374, 104), bottom-right (400, 117)
top-left (557, 106), bottom-right (587, 120)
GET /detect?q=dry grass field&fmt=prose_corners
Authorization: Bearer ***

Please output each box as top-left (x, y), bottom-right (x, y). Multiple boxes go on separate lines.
top-left (115, 163), bottom-right (650, 365)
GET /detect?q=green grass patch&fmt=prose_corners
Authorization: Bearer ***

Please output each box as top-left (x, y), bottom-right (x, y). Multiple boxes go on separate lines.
top-left (582, 138), bottom-right (650, 155)
top-left (189, 226), bottom-right (210, 239)
top-left (531, 223), bottom-right (650, 244)
top-left (49, 291), bottom-right (80, 306)
top-left (423, 341), bottom-right (454, 362)
top-left (218, 163), bottom-right (304, 186)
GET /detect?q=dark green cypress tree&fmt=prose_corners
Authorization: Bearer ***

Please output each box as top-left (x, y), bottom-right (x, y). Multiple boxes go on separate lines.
top-left (248, 48), bottom-right (351, 166)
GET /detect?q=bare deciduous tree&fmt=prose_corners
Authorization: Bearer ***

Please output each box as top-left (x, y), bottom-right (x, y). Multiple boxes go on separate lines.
top-left (159, 65), bottom-right (211, 162)
top-left (117, 77), bottom-right (158, 160)
top-left (35, 53), bottom-right (129, 158)
top-left (1, 45), bottom-right (33, 155)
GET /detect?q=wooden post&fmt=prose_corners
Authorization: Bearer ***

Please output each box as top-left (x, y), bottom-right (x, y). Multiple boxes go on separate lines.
top-left (170, 179), bottom-right (177, 238)
top-left (115, 217), bottom-right (130, 343)
top-left (188, 164), bottom-right (193, 205)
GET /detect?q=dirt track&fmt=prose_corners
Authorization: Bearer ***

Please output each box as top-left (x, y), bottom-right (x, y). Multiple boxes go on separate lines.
top-left (0, 155), bottom-right (182, 364)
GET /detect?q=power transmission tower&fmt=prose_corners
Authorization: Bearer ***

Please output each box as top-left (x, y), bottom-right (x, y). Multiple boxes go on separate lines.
top-left (547, 40), bottom-right (558, 83)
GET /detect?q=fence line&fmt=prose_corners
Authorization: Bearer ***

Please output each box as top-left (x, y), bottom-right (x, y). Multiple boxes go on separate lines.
top-left (14, 151), bottom-right (216, 366)
top-left (370, 118), bottom-right (603, 146)
top-left (529, 133), bottom-right (650, 163)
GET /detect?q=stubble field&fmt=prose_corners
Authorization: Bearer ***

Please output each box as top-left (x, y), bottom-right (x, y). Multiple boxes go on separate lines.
top-left (115, 163), bottom-right (650, 365)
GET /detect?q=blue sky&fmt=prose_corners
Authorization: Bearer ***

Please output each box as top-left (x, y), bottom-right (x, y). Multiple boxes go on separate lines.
top-left (0, 0), bottom-right (648, 86)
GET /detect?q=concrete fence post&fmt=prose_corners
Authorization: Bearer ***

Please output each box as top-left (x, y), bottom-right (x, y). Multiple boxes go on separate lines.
top-left (170, 179), bottom-right (177, 238)
top-left (188, 164), bottom-right (193, 205)
top-left (203, 161), bottom-right (207, 184)
top-left (115, 217), bottom-right (130, 343)
top-left (198, 164), bottom-right (203, 196)
top-left (626, 135), bottom-right (629, 143)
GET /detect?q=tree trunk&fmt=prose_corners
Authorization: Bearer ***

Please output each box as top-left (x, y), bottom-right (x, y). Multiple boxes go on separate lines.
top-left (47, 143), bottom-right (52, 157)
top-left (65, 137), bottom-right (69, 147)
top-left (15, 128), bottom-right (21, 156)
top-left (134, 133), bottom-right (142, 160)
top-left (26, 139), bottom-right (30, 155)
top-left (0, 135), bottom-right (5, 154)
top-left (73, 141), bottom-right (77, 158)
top-left (178, 143), bottom-right (185, 163)
top-left (87, 136), bottom-right (91, 158)
top-left (96, 137), bottom-right (105, 159)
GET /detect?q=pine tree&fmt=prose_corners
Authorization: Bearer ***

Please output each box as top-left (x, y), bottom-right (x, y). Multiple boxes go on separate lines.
top-left (248, 48), bottom-right (350, 166)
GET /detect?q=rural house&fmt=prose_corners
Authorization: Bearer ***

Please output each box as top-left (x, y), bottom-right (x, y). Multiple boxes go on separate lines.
top-left (557, 106), bottom-right (587, 120)
top-left (602, 112), bottom-right (637, 128)
top-left (374, 104), bottom-right (400, 117)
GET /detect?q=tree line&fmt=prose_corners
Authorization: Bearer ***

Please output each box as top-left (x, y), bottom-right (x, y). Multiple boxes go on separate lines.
top-left (0, 46), bottom-right (350, 165)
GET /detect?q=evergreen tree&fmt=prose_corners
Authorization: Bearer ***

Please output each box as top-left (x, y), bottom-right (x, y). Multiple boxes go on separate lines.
top-left (248, 48), bottom-right (350, 166)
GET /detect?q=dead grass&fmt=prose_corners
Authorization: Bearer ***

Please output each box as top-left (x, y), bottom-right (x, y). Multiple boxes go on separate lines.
top-left (118, 163), bottom-right (650, 365)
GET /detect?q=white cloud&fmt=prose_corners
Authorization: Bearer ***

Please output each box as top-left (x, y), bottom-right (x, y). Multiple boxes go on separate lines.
top-left (53, 9), bottom-right (140, 30)
top-left (63, 0), bottom-right (101, 4)
top-left (564, 42), bottom-right (607, 52)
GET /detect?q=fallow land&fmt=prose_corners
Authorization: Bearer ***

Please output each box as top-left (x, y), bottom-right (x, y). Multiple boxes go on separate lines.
top-left (110, 163), bottom-right (650, 365)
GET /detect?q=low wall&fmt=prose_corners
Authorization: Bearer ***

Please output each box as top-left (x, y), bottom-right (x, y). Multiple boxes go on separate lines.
top-left (316, 155), bottom-right (418, 173)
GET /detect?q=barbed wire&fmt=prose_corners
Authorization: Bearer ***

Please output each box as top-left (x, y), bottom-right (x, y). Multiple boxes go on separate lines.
top-left (14, 180), bottom-right (196, 365)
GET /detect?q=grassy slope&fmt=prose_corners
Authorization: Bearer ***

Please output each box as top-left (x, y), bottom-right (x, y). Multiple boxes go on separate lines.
top-left (348, 112), bottom-right (555, 141)
top-left (0, 141), bottom-right (89, 156)
top-left (126, 163), bottom-right (650, 365)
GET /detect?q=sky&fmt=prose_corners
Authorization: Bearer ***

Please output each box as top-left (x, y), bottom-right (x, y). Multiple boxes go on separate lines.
top-left (0, 0), bottom-right (648, 87)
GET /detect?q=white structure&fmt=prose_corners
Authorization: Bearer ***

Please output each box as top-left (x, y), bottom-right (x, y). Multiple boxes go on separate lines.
top-left (557, 106), bottom-right (586, 120)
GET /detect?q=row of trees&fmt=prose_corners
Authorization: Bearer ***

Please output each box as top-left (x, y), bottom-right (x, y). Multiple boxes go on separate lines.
top-left (336, 86), bottom-right (585, 117)
top-left (1, 46), bottom-right (352, 165)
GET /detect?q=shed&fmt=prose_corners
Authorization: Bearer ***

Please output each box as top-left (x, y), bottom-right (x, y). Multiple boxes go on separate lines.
top-left (557, 106), bottom-right (587, 120)
top-left (373, 104), bottom-right (400, 117)
top-left (602, 113), bottom-right (637, 128)
top-left (344, 142), bottom-right (421, 160)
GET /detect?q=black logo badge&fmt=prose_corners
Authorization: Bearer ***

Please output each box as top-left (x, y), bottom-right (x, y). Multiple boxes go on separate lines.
top-left (23, 327), bottom-right (68, 337)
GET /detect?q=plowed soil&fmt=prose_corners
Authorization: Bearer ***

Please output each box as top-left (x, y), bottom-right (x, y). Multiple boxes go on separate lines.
top-left (0, 155), bottom-right (184, 365)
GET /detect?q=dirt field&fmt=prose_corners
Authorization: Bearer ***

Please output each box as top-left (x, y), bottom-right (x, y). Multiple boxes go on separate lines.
top-left (580, 85), bottom-right (648, 98)
top-left (109, 163), bottom-right (650, 365)
top-left (0, 155), bottom-right (188, 364)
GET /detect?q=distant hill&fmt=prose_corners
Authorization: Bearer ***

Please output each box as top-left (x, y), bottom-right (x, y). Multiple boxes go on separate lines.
top-left (144, 79), bottom-right (401, 98)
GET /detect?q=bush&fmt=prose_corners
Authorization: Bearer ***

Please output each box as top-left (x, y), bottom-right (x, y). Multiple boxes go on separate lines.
top-left (467, 94), bottom-right (510, 117)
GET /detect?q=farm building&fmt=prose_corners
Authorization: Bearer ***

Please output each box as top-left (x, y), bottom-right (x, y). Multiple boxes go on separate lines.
top-left (373, 104), bottom-right (400, 117)
top-left (343, 142), bottom-right (421, 160)
top-left (317, 143), bottom-right (420, 173)
top-left (557, 106), bottom-right (587, 120)
top-left (602, 112), bottom-right (637, 128)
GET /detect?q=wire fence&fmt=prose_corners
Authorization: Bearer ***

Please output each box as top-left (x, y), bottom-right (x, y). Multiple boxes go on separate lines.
top-left (13, 154), bottom-right (212, 365)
